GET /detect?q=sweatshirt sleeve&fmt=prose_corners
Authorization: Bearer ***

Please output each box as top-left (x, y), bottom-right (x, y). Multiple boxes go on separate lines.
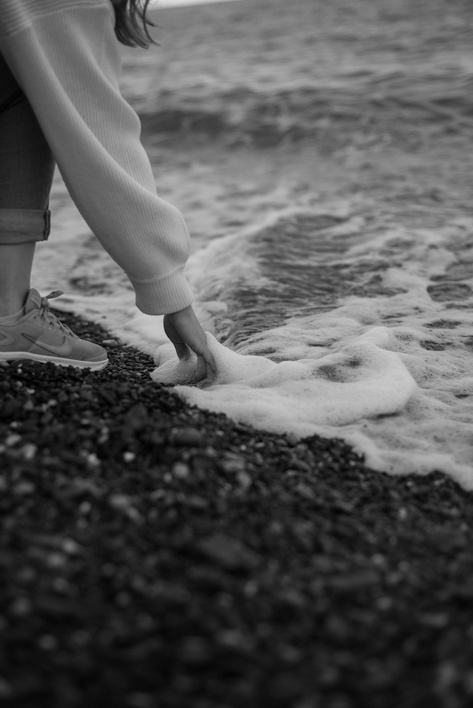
top-left (0, 0), bottom-right (194, 315)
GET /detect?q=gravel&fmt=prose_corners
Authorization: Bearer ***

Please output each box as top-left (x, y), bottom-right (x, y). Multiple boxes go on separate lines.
top-left (1, 311), bottom-right (473, 708)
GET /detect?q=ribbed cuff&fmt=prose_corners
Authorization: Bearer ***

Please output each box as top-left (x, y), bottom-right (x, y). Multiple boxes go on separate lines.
top-left (129, 267), bottom-right (194, 315)
top-left (0, 208), bottom-right (51, 244)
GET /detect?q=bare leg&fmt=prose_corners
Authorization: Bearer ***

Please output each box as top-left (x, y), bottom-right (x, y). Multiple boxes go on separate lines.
top-left (0, 243), bottom-right (36, 317)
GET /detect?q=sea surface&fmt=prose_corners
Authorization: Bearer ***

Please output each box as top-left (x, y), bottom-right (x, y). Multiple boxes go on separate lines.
top-left (33, 0), bottom-right (473, 487)
top-left (154, 0), bottom-right (240, 7)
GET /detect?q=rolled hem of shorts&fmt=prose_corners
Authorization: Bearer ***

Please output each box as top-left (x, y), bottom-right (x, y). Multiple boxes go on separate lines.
top-left (0, 208), bottom-right (51, 244)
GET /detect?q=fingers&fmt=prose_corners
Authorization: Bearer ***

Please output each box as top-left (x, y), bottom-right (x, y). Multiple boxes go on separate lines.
top-left (163, 314), bottom-right (187, 359)
top-left (186, 336), bottom-right (217, 376)
top-left (200, 348), bottom-right (217, 375)
top-left (163, 307), bottom-right (217, 376)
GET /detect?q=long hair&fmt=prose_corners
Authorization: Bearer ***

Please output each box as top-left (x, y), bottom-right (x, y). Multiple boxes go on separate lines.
top-left (111, 0), bottom-right (157, 48)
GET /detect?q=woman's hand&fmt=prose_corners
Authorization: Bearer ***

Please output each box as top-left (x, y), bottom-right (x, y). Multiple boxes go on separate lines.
top-left (163, 305), bottom-right (216, 376)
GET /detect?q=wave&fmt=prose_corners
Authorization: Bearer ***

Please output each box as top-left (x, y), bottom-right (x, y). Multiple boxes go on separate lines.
top-left (137, 68), bottom-right (473, 145)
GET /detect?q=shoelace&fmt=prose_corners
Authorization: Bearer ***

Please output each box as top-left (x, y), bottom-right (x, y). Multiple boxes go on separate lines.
top-left (36, 291), bottom-right (77, 338)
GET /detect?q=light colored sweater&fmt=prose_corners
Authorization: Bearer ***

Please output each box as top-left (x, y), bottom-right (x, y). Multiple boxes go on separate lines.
top-left (0, 0), bottom-right (194, 315)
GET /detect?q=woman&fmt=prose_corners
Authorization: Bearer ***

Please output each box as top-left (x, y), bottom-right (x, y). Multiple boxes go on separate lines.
top-left (0, 0), bottom-right (215, 373)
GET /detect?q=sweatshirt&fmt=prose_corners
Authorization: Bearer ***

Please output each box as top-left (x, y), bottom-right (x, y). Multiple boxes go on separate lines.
top-left (0, 0), bottom-right (194, 315)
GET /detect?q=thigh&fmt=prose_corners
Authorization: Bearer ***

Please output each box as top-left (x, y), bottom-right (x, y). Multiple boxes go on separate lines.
top-left (0, 52), bottom-right (55, 210)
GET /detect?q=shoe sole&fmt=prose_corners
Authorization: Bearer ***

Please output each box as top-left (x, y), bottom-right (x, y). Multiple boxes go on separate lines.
top-left (0, 352), bottom-right (108, 370)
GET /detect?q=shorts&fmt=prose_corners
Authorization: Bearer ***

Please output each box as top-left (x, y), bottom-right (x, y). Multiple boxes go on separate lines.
top-left (0, 52), bottom-right (55, 244)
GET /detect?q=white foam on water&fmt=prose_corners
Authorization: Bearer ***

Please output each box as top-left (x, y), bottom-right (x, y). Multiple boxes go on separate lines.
top-left (152, 330), bottom-right (417, 426)
top-left (38, 194), bottom-right (473, 489)
top-left (137, 200), bottom-right (473, 488)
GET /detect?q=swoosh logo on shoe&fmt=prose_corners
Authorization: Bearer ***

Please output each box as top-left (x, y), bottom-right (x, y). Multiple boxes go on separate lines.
top-left (22, 332), bottom-right (73, 356)
top-left (0, 331), bottom-right (15, 346)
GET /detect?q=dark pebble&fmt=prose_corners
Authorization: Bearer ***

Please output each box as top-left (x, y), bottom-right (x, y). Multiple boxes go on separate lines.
top-left (196, 533), bottom-right (260, 572)
top-left (101, 339), bottom-right (120, 348)
top-left (170, 427), bottom-right (204, 447)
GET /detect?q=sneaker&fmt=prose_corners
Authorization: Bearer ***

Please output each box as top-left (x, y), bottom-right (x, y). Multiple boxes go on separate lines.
top-left (0, 289), bottom-right (108, 370)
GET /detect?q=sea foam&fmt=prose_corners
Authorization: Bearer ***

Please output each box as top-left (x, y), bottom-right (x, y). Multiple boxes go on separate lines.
top-left (151, 331), bottom-right (417, 428)
top-left (40, 197), bottom-right (473, 489)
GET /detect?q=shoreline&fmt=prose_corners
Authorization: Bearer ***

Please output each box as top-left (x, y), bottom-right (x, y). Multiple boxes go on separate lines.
top-left (1, 311), bottom-right (473, 707)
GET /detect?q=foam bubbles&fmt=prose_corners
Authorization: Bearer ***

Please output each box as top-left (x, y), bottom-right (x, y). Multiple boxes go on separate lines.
top-left (151, 330), bottom-right (417, 429)
top-left (43, 203), bottom-right (473, 488)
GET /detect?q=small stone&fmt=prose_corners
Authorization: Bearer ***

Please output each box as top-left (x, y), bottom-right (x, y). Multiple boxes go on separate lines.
top-left (109, 494), bottom-right (133, 510)
top-left (419, 613), bottom-right (449, 628)
top-left (46, 552), bottom-right (67, 569)
top-left (398, 507), bottom-right (408, 521)
top-left (172, 462), bottom-right (190, 479)
top-left (217, 628), bottom-right (255, 651)
top-left (295, 483), bottom-right (316, 501)
top-left (109, 494), bottom-right (142, 523)
top-left (102, 339), bottom-right (119, 348)
top-left (98, 427), bottom-right (110, 444)
top-left (376, 596), bottom-right (393, 611)
top-left (177, 637), bottom-right (212, 667)
top-left (62, 538), bottom-right (82, 555)
top-left (70, 479), bottom-right (103, 498)
top-left (5, 434), bottom-right (21, 447)
top-left (10, 596), bottom-right (32, 617)
top-left (288, 458), bottom-right (311, 473)
top-left (79, 387), bottom-right (94, 402)
top-left (330, 571), bottom-right (380, 591)
top-left (124, 404), bottom-right (149, 432)
top-left (279, 644), bottom-right (303, 663)
top-left (285, 432), bottom-right (299, 446)
top-left (277, 589), bottom-right (306, 609)
top-left (0, 677), bottom-right (14, 699)
top-left (37, 635), bottom-right (57, 651)
top-left (14, 481), bottom-right (36, 496)
top-left (187, 495), bottom-right (208, 509)
top-left (85, 452), bottom-right (100, 468)
top-left (171, 428), bottom-right (204, 447)
top-left (254, 452), bottom-right (265, 466)
top-left (237, 471), bottom-right (252, 490)
top-left (196, 533), bottom-right (260, 572)
top-left (20, 443), bottom-right (37, 461)
top-left (123, 451), bottom-right (136, 463)
top-left (71, 630), bottom-right (90, 646)
top-left (219, 452), bottom-right (246, 474)
top-left (79, 501), bottom-right (92, 515)
top-left (52, 577), bottom-right (70, 593)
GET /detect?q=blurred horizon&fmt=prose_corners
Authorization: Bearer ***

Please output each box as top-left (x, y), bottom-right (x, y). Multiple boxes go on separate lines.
top-left (150, 0), bottom-right (241, 8)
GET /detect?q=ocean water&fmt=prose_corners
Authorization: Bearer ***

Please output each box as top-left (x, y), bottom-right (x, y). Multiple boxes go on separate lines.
top-left (33, 0), bottom-right (473, 487)
top-left (154, 0), bottom-right (240, 7)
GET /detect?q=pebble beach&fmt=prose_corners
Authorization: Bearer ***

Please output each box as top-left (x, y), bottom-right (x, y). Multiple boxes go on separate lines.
top-left (2, 313), bottom-right (473, 707)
